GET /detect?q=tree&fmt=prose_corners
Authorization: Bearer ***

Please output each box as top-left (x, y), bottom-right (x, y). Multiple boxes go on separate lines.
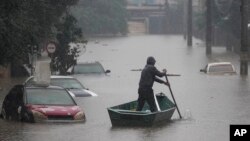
top-left (51, 13), bottom-right (86, 75)
top-left (0, 0), bottom-right (79, 66)
top-left (193, 0), bottom-right (241, 49)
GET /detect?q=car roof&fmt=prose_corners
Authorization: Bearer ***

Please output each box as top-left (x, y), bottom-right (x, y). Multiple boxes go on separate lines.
top-left (76, 61), bottom-right (101, 65)
top-left (25, 85), bottom-right (65, 90)
top-left (208, 62), bottom-right (233, 66)
top-left (27, 75), bottom-right (74, 79)
top-left (205, 62), bottom-right (236, 74)
top-left (50, 75), bottom-right (74, 79)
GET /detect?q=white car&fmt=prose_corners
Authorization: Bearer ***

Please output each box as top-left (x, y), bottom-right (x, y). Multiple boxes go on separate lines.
top-left (68, 61), bottom-right (111, 75)
top-left (24, 75), bottom-right (98, 97)
top-left (200, 62), bottom-right (236, 74)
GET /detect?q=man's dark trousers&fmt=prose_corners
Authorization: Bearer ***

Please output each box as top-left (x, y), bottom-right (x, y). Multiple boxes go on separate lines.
top-left (136, 87), bottom-right (157, 112)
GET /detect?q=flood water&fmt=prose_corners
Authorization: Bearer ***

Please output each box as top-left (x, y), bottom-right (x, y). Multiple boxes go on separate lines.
top-left (0, 35), bottom-right (250, 141)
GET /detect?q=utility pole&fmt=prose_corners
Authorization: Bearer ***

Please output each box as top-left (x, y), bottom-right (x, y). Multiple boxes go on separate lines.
top-left (183, 0), bottom-right (187, 40)
top-left (206, 0), bottom-right (212, 55)
top-left (240, 0), bottom-right (248, 75)
top-left (187, 0), bottom-right (192, 46)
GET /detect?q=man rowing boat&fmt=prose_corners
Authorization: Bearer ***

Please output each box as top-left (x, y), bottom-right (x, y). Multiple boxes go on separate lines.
top-left (136, 56), bottom-right (169, 112)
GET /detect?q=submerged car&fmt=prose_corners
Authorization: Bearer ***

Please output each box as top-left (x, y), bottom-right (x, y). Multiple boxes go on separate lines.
top-left (0, 85), bottom-right (85, 122)
top-left (68, 61), bottom-right (111, 75)
top-left (24, 75), bottom-right (98, 97)
top-left (200, 62), bottom-right (236, 74)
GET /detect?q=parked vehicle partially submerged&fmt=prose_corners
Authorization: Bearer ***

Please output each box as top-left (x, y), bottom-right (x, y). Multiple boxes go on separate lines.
top-left (200, 62), bottom-right (236, 74)
top-left (0, 85), bottom-right (85, 123)
top-left (68, 61), bottom-right (111, 75)
top-left (24, 75), bottom-right (98, 97)
top-left (107, 93), bottom-right (176, 126)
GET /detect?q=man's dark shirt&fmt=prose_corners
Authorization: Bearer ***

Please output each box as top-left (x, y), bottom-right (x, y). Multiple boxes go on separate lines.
top-left (139, 64), bottom-right (165, 89)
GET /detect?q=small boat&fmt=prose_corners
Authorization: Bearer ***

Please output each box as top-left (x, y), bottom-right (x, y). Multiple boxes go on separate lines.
top-left (107, 93), bottom-right (176, 126)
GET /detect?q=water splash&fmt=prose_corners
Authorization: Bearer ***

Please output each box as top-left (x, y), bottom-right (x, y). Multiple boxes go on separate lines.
top-left (183, 109), bottom-right (192, 120)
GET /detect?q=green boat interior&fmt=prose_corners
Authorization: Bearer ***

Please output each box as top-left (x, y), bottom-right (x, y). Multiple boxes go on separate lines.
top-left (110, 94), bottom-right (175, 114)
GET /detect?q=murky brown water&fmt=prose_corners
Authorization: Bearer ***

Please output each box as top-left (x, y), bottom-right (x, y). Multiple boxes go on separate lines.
top-left (1, 35), bottom-right (250, 141)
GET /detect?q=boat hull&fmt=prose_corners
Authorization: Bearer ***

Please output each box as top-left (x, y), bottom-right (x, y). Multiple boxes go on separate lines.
top-left (107, 94), bottom-right (176, 126)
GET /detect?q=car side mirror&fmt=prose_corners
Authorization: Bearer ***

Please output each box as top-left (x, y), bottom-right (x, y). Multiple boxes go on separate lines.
top-left (68, 91), bottom-right (76, 98)
top-left (200, 69), bottom-right (206, 73)
top-left (105, 70), bottom-right (111, 73)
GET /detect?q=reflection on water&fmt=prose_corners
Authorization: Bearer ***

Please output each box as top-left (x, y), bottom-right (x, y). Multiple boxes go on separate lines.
top-left (0, 35), bottom-right (250, 141)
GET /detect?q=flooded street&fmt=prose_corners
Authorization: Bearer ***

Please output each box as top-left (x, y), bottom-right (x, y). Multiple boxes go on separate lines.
top-left (1, 35), bottom-right (250, 141)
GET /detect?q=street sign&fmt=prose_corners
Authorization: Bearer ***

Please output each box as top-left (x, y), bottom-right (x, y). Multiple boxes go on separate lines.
top-left (46, 42), bottom-right (56, 54)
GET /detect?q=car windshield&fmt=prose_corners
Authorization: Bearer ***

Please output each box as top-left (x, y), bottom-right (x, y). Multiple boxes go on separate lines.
top-left (26, 88), bottom-right (76, 105)
top-left (73, 63), bottom-right (105, 74)
top-left (51, 78), bottom-right (85, 89)
top-left (208, 64), bottom-right (234, 73)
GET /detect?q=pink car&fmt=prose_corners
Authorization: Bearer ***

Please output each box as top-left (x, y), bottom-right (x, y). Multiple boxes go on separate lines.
top-left (0, 85), bottom-right (85, 122)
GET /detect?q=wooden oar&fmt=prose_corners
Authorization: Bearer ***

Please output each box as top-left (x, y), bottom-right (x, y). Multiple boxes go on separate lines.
top-left (131, 69), bottom-right (181, 77)
top-left (166, 74), bottom-right (181, 76)
top-left (165, 75), bottom-right (182, 118)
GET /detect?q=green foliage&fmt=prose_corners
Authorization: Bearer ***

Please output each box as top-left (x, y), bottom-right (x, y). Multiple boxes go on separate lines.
top-left (71, 0), bottom-right (128, 35)
top-left (51, 14), bottom-right (86, 75)
top-left (0, 0), bottom-right (79, 66)
top-left (194, 0), bottom-right (240, 39)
